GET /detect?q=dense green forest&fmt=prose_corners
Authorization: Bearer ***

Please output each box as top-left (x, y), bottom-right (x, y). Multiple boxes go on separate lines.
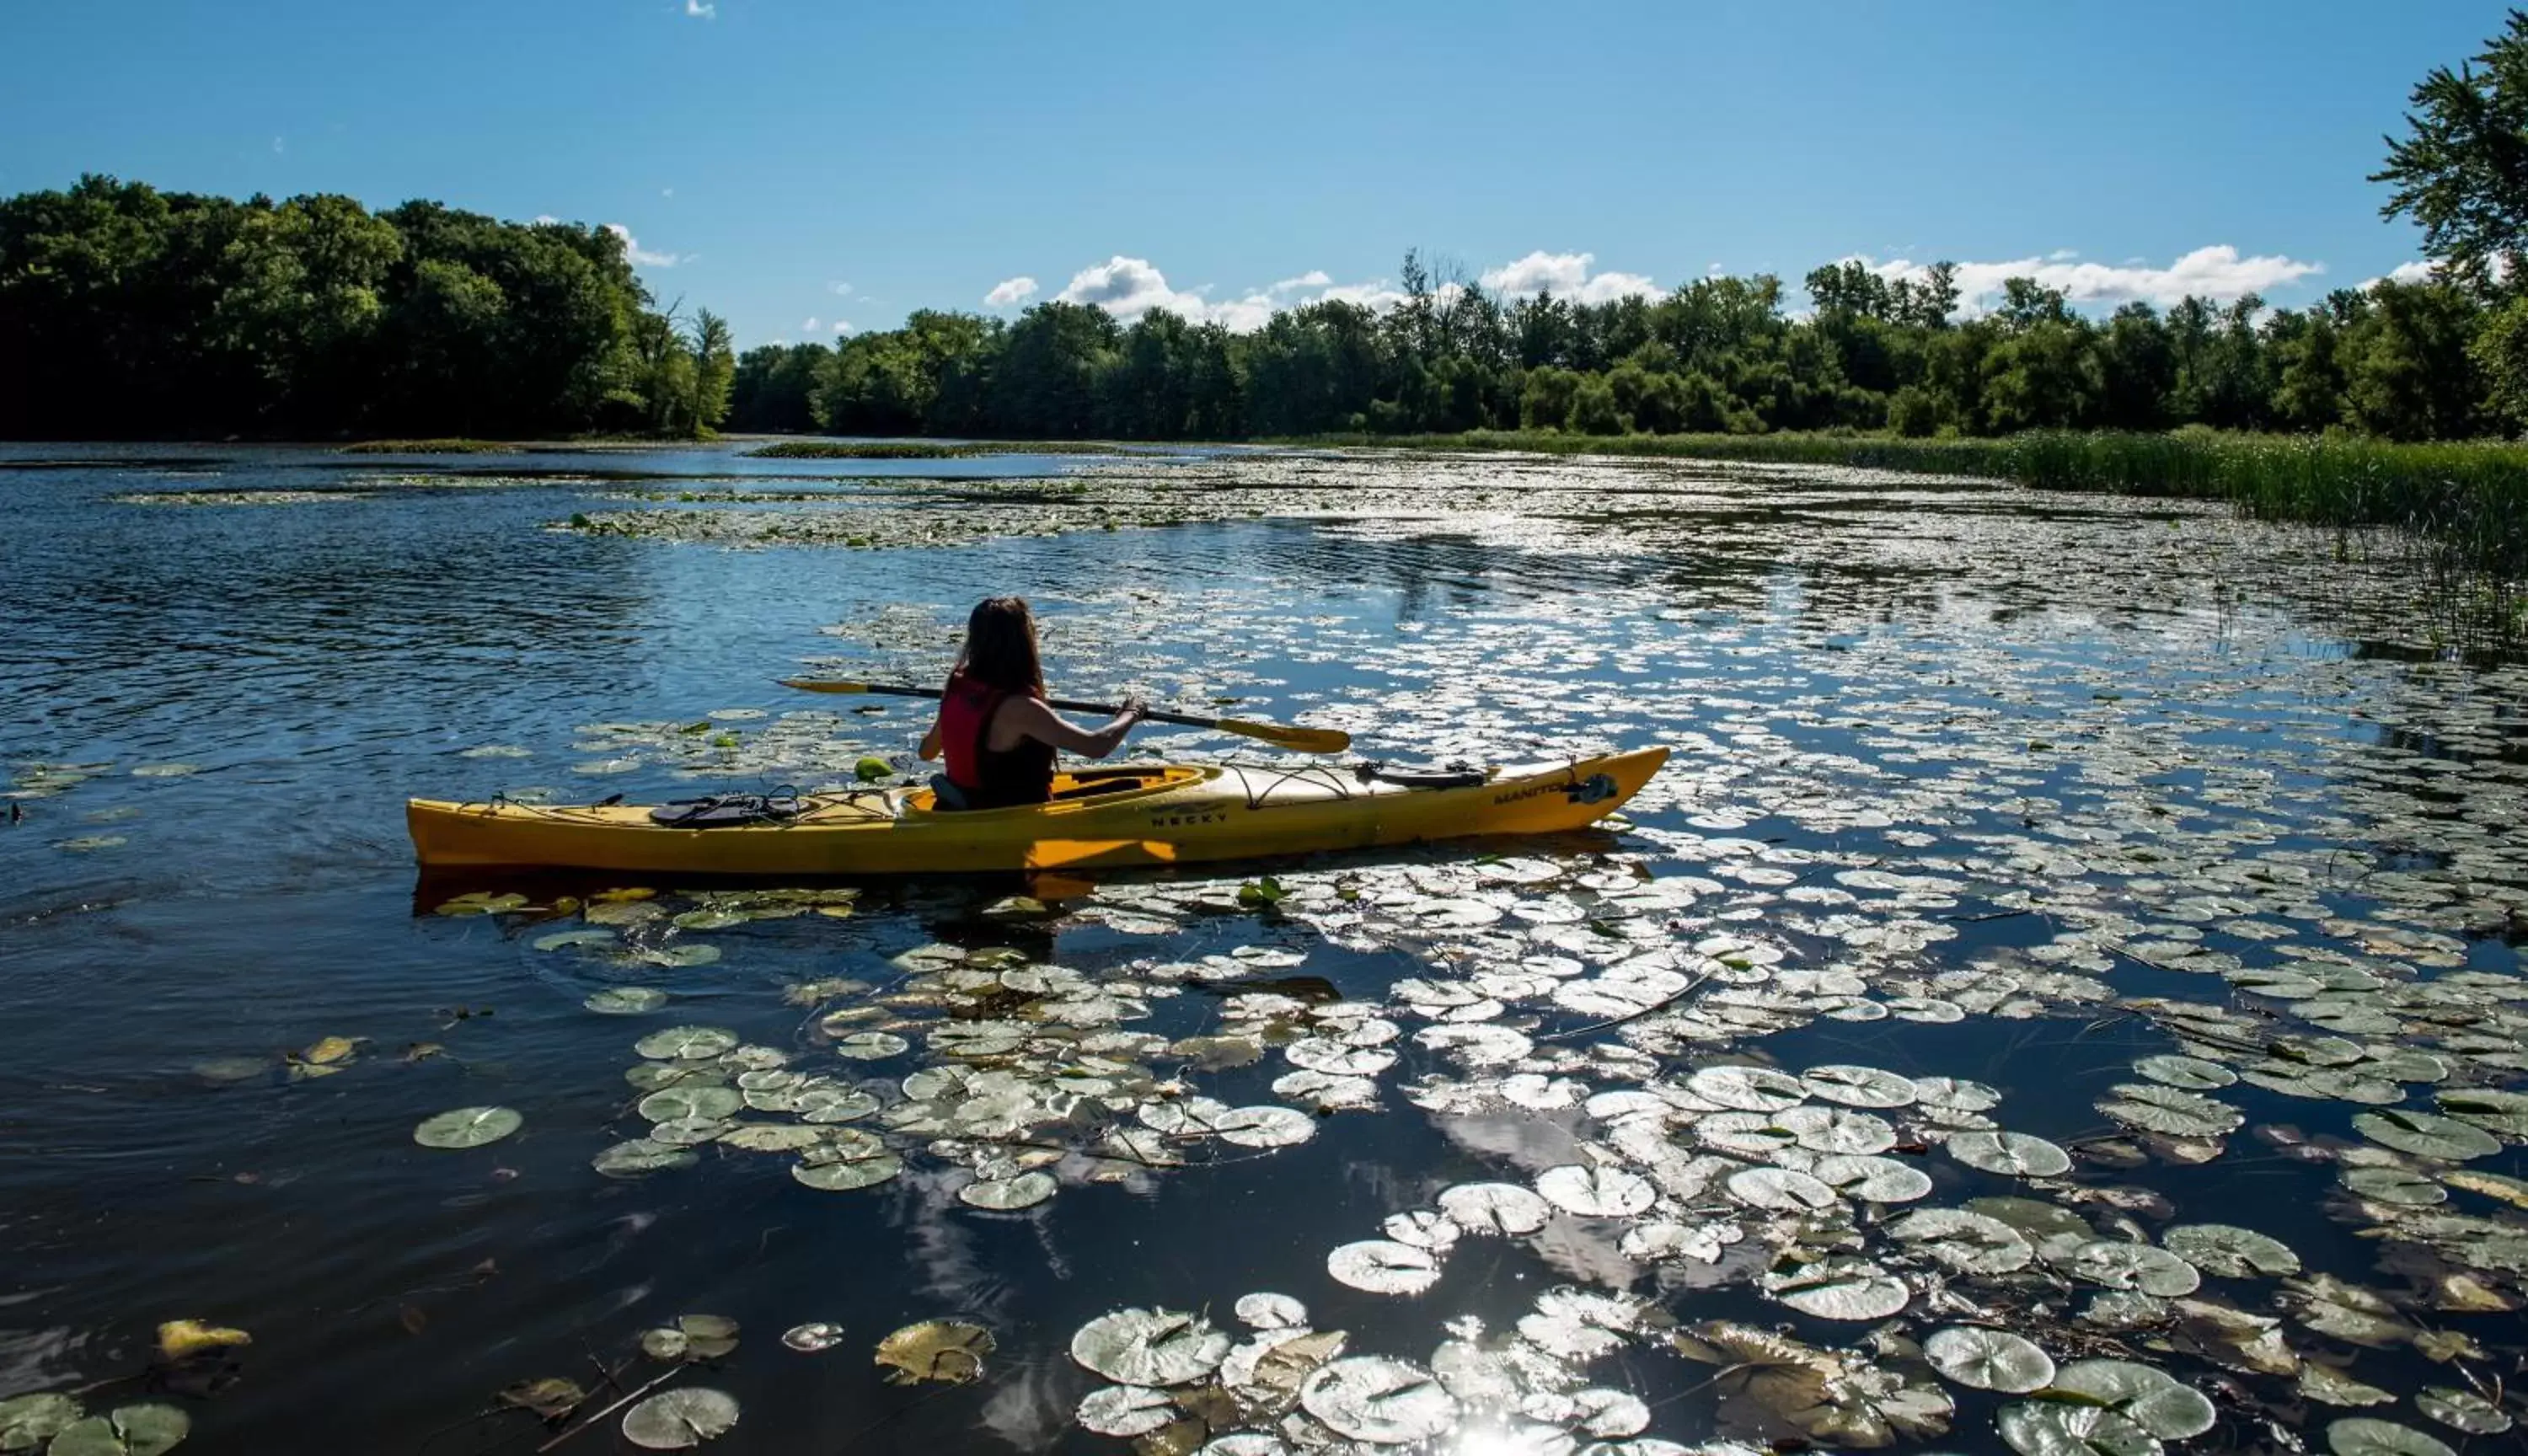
top-left (0, 176), bottom-right (733, 439)
top-left (726, 261), bottom-right (2504, 445)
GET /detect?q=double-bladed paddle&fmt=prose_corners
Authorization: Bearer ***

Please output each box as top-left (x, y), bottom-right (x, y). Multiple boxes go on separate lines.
top-left (778, 678), bottom-right (1350, 755)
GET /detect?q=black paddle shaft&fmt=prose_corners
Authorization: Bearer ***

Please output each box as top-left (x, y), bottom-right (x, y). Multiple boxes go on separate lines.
top-left (848, 682), bottom-right (1213, 731)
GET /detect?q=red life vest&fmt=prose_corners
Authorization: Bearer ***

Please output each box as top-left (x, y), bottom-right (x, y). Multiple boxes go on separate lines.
top-left (938, 671), bottom-right (1057, 807)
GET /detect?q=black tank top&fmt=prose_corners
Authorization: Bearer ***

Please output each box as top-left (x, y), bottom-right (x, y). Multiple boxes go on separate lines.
top-left (969, 689), bottom-right (1056, 809)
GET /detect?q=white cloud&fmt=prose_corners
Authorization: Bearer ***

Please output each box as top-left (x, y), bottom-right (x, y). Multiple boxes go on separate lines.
top-left (270, 136), bottom-right (286, 155)
top-left (603, 223), bottom-right (679, 268)
top-left (983, 276), bottom-right (1039, 307)
top-left (1055, 256), bottom-right (1203, 320)
top-left (2364, 259), bottom-right (2439, 288)
top-left (1479, 250), bottom-right (1659, 303)
top-left (1269, 270), bottom-right (1332, 294)
top-left (828, 281), bottom-right (854, 297)
top-left (533, 214), bottom-right (560, 226)
top-left (801, 317), bottom-right (819, 332)
top-left (832, 320), bottom-right (854, 334)
top-left (684, 0), bottom-right (715, 17)
top-left (661, 187), bottom-right (675, 199)
top-left (1052, 256), bottom-right (1410, 330)
top-left (1863, 244), bottom-right (2322, 315)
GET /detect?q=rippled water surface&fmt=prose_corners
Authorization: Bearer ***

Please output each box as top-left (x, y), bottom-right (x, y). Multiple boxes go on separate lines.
top-left (3, 442), bottom-right (2525, 1456)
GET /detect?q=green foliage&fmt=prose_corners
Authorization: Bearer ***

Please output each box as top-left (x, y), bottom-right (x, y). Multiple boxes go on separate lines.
top-left (2373, 8), bottom-right (2528, 290)
top-left (0, 176), bottom-right (725, 439)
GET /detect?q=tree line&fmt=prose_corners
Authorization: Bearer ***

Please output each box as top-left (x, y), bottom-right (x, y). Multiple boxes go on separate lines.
top-left (725, 255), bottom-right (2508, 447)
top-left (0, 175), bottom-right (734, 440)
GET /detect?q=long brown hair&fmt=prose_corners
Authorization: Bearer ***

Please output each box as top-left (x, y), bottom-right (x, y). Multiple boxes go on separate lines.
top-left (956, 596), bottom-right (1046, 694)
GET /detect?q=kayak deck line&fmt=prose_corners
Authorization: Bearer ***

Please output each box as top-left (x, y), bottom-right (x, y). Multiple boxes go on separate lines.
top-left (408, 747), bottom-right (1671, 875)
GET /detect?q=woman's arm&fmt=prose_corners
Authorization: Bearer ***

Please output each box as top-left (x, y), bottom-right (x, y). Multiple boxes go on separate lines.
top-left (918, 719), bottom-right (943, 762)
top-left (996, 696), bottom-right (1147, 759)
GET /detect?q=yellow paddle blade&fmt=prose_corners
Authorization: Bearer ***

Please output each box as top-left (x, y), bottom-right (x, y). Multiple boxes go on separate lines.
top-left (1219, 719), bottom-right (1350, 754)
top-left (779, 678), bottom-right (870, 694)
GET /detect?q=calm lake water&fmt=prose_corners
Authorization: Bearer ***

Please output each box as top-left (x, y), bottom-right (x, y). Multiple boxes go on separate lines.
top-left (3, 442), bottom-right (2523, 1456)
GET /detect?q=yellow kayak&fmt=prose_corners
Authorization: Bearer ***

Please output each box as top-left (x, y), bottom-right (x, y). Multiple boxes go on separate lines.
top-left (407, 747), bottom-right (1668, 875)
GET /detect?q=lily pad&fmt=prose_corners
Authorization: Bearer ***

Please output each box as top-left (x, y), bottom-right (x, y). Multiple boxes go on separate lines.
top-left (2327, 1417), bottom-right (2457, 1456)
top-left (2352, 1109), bottom-right (2501, 1162)
top-left (791, 1153), bottom-right (902, 1191)
top-left (1299, 1357), bottom-right (1459, 1445)
top-left (876, 1320), bottom-right (994, 1384)
top-left (1925, 1326), bottom-right (2055, 1392)
top-left (592, 1138), bottom-right (700, 1178)
top-left (635, 1025), bottom-right (740, 1061)
top-left (2049, 1357), bottom-right (2217, 1438)
top-left (961, 1171), bottom-right (1057, 1210)
top-left (412, 1105), bottom-right (522, 1149)
top-left (620, 1388), bottom-right (738, 1449)
top-left (1075, 1384), bottom-right (1178, 1437)
top-left (1535, 1164), bottom-right (1655, 1217)
top-left (1436, 1181), bottom-right (1551, 1236)
top-left (639, 1086), bottom-right (744, 1122)
top-left (0, 1395), bottom-right (84, 1452)
top-left (1070, 1308), bottom-right (1232, 1386)
top-left (1947, 1130), bottom-right (2073, 1178)
top-left (2162, 1223), bottom-right (2300, 1278)
top-left (585, 987), bottom-right (669, 1014)
top-left (1326, 1240), bottom-right (1443, 1296)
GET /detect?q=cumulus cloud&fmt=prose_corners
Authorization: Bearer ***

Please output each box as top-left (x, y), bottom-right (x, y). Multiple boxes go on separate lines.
top-left (983, 276), bottom-right (1038, 307)
top-left (1269, 270), bottom-right (1332, 294)
top-left (603, 223), bottom-right (678, 267)
top-left (801, 317), bottom-right (819, 333)
top-left (1055, 256), bottom-right (1205, 319)
top-left (832, 320), bottom-right (854, 334)
top-left (1862, 244), bottom-right (2322, 314)
top-left (828, 281), bottom-right (854, 297)
top-left (1479, 250), bottom-right (1659, 303)
top-left (684, 0), bottom-right (715, 17)
top-left (2359, 259), bottom-right (2440, 289)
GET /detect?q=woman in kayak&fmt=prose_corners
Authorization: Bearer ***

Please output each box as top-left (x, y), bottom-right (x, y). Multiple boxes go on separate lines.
top-left (919, 596), bottom-right (1147, 809)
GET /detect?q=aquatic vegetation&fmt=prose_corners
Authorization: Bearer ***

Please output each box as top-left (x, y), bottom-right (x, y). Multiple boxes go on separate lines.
top-left (339, 439), bottom-right (514, 454)
top-left (743, 441), bottom-right (990, 459)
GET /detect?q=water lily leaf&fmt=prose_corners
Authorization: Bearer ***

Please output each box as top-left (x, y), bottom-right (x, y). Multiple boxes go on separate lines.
top-left (620, 1388), bottom-right (738, 1449)
top-left (1299, 1357), bottom-right (1459, 1445)
top-left (876, 1320), bottom-right (994, 1384)
top-left (2340, 1164), bottom-right (2445, 1204)
top-left (2353, 1109), bottom-right (2501, 1162)
top-left (2299, 1362), bottom-right (2395, 1408)
top-left (498, 1378), bottom-right (586, 1419)
top-left (781, 1322), bottom-right (844, 1352)
top-left (2049, 1358), bottom-right (2217, 1438)
top-left (1997, 1400), bottom-right (2157, 1456)
top-left (592, 1138), bottom-right (699, 1178)
top-left (2435, 1087), bottom-right (2528, 1137)
top-left (1326, 1240), bottom-right (1443, 1296)
top-left (1074, 1384), bottom-right (1176, 1437)
top-left (1764, 1259), bottom-right (1909, 1320)
top-left (716, 1123), bottom-right (823, 1153)
top-left (413, 1105), bottom-right (522, 1149)
top-left (2065, 1241), bottom-right (2202, 1298)
top-left (1947, 1130), bottom-right (2072, 1178)
top-left (634, 1025), bottom-right (739, 1061)
top-left (2097, 1084), bottom-right (2240, 1138)
top-left (0, 1394), bottom-right (83, 1451)
top-left (1234, 1293), bottom-right (1307, 1330)
top-left (961, 1171), bottom-right (1056, 1210)
top-left (1071, 1308), bottom-right (1232, 1386)
top-left (585, 987), bottom-right (668, 1014)
top-left (1686, 1064), bottom-right (1808, 1111)
top-left (536, 929), bottom-right (618, 951)
top-left (1801, 1063), bottom-right (1919, 1108)
top-left (1213, 1105), bottom-right (1316, 1148)
top-left (640, 1086), bottom-right (743, 1122)
top-left (1887, 1207), bottom-right (2036, 1273)
top-left (1776, 1104), bottom-right (1899, 1154)
top-left (1535, 1164), bottom-right (1655, 1217)
top-left (1809, 1153), bottom-right (1933, 1203)
top-left (2327, 1417), bottom-right (2457, 1456)
top-left (2162, 1223), bottom-right (2300, 1278)
top-left (1925, 1326), bottom-right (2055, 1392)
top-left (791, 1153), bottom-right (902, 1191)
top-left (2415, 1387), bottom-right (2511, 1434)
top-left (1726, 1165), bottom-right (1840, 1212)
top-left (832, 1031), bottom-right (909, 1061)
top-left (2132, 1054), bottom-right (2236, 1090)
top-left (1437, 1182), bottom-right (1551, 1236)
top-left (641, 1314), bottom-right (738, 1362)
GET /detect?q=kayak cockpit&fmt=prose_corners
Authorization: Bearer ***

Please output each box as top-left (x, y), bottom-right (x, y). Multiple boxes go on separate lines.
top-left (902, 764), bottom-right (1209, 816)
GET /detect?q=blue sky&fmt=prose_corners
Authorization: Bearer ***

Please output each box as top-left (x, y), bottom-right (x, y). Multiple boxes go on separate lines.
top-left (0, 1), bottom-right (2499, 347)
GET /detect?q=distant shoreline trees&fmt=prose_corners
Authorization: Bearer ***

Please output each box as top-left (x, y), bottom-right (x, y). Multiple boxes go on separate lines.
top-left (0, 177), bottom-right (732, 440)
